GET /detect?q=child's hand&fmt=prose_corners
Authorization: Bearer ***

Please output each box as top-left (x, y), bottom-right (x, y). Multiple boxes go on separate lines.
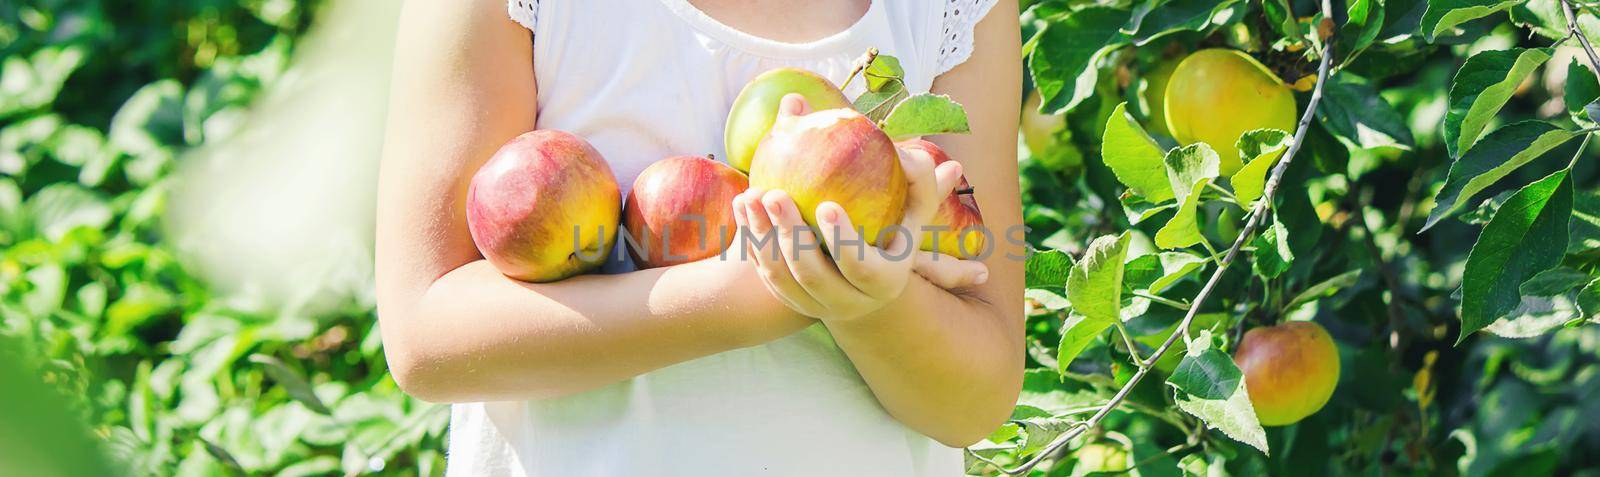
top-left (732, 95), bottom-right (977, 322)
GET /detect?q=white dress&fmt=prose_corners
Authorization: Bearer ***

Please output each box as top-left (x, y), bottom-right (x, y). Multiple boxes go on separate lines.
top-left (447, 1), bottom-right (1001, 475)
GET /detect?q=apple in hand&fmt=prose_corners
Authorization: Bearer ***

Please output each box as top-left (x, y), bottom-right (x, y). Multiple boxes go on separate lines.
top-left (897, 139), bottom-right (985, 259)
top-left (724, 68), bottom-right (851, 173)
top-left (748, 106), bottom-right (907, 248)
top-left (622, 155), bottom-right (748, 269)
top-left (466, 130), bottom-right (621, 283)
top-left (1233, 321), bottom-right (1340, 426)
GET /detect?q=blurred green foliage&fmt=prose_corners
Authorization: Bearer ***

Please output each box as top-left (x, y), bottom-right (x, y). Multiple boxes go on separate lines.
top-left (0, 1), bottom-right (446, 475)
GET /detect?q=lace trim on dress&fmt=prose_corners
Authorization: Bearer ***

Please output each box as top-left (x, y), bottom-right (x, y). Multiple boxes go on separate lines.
top-left (936, 0), bottom-right (1001, 76)
top-left (508, 0), bottom-right (538, 36)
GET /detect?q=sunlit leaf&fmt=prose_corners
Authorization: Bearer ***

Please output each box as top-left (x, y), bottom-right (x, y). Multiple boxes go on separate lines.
top-left (1442, 48), bottom-right (1553, 158)
top-left (878, 93), bottom-right (969, 140)
top-left (1422, 121), bottom-right (1583, 231)
top-left (1420, 0), bottom-right (1522, 41)
top-left (1231, 129), bottom-right (1292, 208)
top-left (1460, 170), bottom-right (1572, 342)
top-left (1030, 7), bottom-right (1131, 113)
top-left (1103, 102), bottom-right (1175, 202)
top-left (1168, 332), bottom-right (1268, 453)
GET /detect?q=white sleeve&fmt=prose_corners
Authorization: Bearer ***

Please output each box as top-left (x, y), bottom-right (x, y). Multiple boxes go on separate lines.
top-left (508, 0), bottom-right (538, 35)
top-left (935, 0), bottom-right (1002, 77)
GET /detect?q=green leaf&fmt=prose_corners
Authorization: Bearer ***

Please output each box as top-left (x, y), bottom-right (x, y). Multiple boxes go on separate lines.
top-left (1420, 0), bottom-right (1522, 41)
top-left (1286, 270), bottom-right (1363, 311)
top-left (1027, 288), bottom-right (1072, 311)
top-left (1126, 252), bottom-right (1207, 294)
top-left (852, 81), bottom-right (906, 123)
top-left (1422, 121), bottom-right (1584, 231)
top-left (1519, 268), bottom-right (1593, 296)
top-left (1030, 7), bottom-right (1131, 113)
top-left (1123, 0), bottom-right (1244, 46)
top-left (1578, 278), bottom-right (1600, 323)
top-left (1511, 0), bottom-right (1600, 41)
top-left (1442, 48), bottom-right (1554, 158)
top-left (1058, 314), bottom-right (1114, 373)
top-left (250, 354), bottom-right (334, 415)
top-left (1155, 144), bottom-right (1221, 249)
top-left (1231, 129), bottom-right (1292, 208)
top-left (1341, 0), bottom-right (1387, 56)
top-left (1026, 249), bottom-right (1074, 290)
top-left (1317, 80), bottom-right (1414, 153)
top-left (1067, 233), bottom-right (1132, 324)
top-left (0, 46), bottom-right (87, 118)
top-left (863, 53), bottom-right (904, 93)
top-left (1573, 189), bottom-right (1600, 255)
top-left (1566, 59), bottom-right (1600, 128)
top-left (878, 93), bottom-right (970, 141)
top-left (1460, 170), bottom-right (1573, 342)
top-left (1262, 0), bottom-right (1301, 42)
top-left (1168, 332), bottom-right (1269, 454)
top-left (109, 80), bottom-right (186, 159)
top-left (1253, 213), bottom-right (1294, 279)
top-left (26, 183), bottom-right (113, 241)
top-left (1103, 102), bottom-right (1175, 202)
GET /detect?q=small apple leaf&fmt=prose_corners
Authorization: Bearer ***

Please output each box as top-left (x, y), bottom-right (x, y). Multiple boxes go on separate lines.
top-left (1519, 267), bottom-right (1593, 296)
top-left (1231, 129), bottom-right (1292, 208)
top-left (1340, 0), bottom-right (1385, 56)
top-left (250, 354), bottom-right (333, 415)
top-left (1252, 213), bottom-right (1294, 279)
top-left (1026, 249), bottom-right (1074, 290)
top-left (863, 53), bottom-right (904, 93)
top-left (1566, 58), bottom-right (1600, 128)
top-left (1167, 331), bottom-right (1268, 454)
top-left (1442, 48), bottom-right (1554, 158)
top-left (1067, 232), bottom-right (1132, 325)
top-left (1103, 102), bottom-right (1174, 203)
top-left (853, 80), bottom-right (906, 123)
top-left (1317, 79), bottom-right (1414, 153)
top-left (1058, 314), bottom-right (1114, 374)
top-left (1155, 144), bottom-right (1220, 249)
top-left (878, 93), bottom-right (970, 141)
top-left (1124, 252), bottom-right (1206, 295)
top-left (1460, 170), bottom-right (1572, 343)
top-left (1422, 121), bottom-right (1584, 231)
top-left (1420, 0), bottom-right (1522, 41)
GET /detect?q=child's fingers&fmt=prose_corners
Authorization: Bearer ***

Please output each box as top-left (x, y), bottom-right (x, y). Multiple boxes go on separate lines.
top-left (759, 191), bottom-right (871, 311)
top-left (739, 190), bottom-right (826, 316)
top-left (891, 149), bottom-right (964, 257)
top-left (912, 251), bottom-right (989, 291)
top-left (777, 93), bottom-right (812, 118)
top-left (816, 201), bottom-right (910, 300)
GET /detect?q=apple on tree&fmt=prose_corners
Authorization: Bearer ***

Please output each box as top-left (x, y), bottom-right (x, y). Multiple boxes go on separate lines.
top-left (1164, 48), bottom-right (1298, 175)
top-left (1233, 321), bottom-right (1341, 426)
top-left (465, 130), bottom-right (622, 283)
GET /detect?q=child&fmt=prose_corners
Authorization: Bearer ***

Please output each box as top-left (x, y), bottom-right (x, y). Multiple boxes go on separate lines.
top-left (376, 0), bottom-right (1023, 475)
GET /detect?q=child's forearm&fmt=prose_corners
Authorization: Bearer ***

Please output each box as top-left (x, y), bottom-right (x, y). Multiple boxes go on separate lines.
top-left (379, 257), bottom-right (813, 403)
top-left (825, 275), bottom-right (1025, 448)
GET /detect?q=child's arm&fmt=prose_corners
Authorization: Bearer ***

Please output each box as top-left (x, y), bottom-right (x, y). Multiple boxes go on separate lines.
top-left (374, 0), bottom-right (811, 403)
top-left (735, 2), bottom-right (1026, 447)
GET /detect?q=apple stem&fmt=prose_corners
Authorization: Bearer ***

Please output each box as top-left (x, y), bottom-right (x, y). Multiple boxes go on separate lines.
top-left (955, 187), bottom-right (975, 196)
top-left (842, 48), bottom-right (879, 91)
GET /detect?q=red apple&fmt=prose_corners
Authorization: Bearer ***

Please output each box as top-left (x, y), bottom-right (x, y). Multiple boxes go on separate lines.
top-left (748, 108), bottom-right (906, 247)
top-left (1233, 321), bottom-right (1341, 426)
top-left (466, 130), bottom-right (621, 283)
top-left (898, 139), bottom-right (986, 259)
top-left (622, 155), bottom-right (748, 269)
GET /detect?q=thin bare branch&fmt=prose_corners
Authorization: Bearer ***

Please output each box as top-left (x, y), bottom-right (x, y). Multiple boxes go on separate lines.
top-left (1564, 0), bottom-right (1600, 72)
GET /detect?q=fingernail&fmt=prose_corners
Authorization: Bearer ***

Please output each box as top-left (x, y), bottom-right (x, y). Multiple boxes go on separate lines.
top-left (819, 205), bottom-right (839, 224)
top-left (975, 272), bottom-right (988, 285)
